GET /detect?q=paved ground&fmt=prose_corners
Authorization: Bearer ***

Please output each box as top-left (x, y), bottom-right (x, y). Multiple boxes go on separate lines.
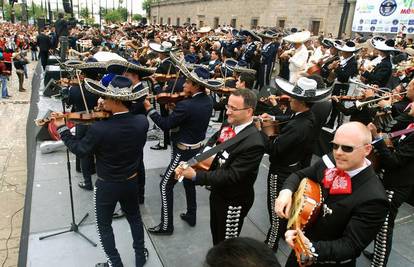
top-left (0, 60), bottom-right (37, 267)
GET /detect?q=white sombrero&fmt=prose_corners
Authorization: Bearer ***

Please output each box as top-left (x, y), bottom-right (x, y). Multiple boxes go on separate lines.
top-left (275, 77), bottom-right (332, 102)
top-left (283, 31), bottom-right (311, 43)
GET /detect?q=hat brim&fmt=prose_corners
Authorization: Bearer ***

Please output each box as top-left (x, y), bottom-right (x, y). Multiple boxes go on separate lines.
top-left (369, 39), bottom-right (397, 51)
top-left (68, 62), bottom-right (108, 74)
top-left (149, 42), bottom-right (178, 53)
top-left (170, 51), bottom-right (224, 90)
top-left (233, 66), bottom-right (257, 74)
top-left (283, 31), bottom-right (311, 43)
top-left (106, 60), bottom-right (156, 77)
top-left (275, 77), bottom-right (332, 102)
top-left (258, 33), bottom-right (277, 39)
top-left (84, 78), bottom-right (149, 101)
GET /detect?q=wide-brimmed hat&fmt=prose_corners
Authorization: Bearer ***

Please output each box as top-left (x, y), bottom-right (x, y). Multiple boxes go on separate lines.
top-left (92, 51), bottom-right (127, 62)
top-left (149, 41), bottom-right (176, 53)
top-left (63, 57), bottom-right (107, 74)
top-left (370, 38), bottom-right (397, 52)
top-left (197, 26), bottom-right (212, 33)
top-left (321, 39), bottom-right (334, 48)
top-left (170, 51), bottom-right (223, 90)
top-left (334, 40), bottom-right (360, 53)
top-left (283, 31), bottom-right (311, 43)
top-left (240, 29), bottom-right (262, 42)
top-left (84, 75), bottom-right (149, 101)
top-left (231, 29), bottom-right (247, 40)
top-left (258, 30), bottom-right (278, 39)
top-left (232, 60), bottom-right (257, 74)
top-left (275, 77), bottom-right (332, 102)
top-left (106, 60), bottom-right (156, 77)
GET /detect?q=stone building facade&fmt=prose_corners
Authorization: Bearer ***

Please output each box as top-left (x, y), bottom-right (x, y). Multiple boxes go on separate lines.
top-left (150, 0), bottom-right (357, 37)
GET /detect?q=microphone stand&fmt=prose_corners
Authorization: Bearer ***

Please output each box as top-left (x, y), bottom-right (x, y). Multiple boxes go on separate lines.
top-left (39, 84), bottom-right (97, 247)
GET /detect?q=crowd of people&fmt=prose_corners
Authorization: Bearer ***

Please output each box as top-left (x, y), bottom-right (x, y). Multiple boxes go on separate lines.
top-left (22, 13), bottom-right (414, 267)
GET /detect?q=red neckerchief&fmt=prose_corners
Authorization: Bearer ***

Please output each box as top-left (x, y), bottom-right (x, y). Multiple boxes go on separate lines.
top-left (322, 167), bottom-right (352, 195)
top-left (217, 126), bottom-right (236, 143)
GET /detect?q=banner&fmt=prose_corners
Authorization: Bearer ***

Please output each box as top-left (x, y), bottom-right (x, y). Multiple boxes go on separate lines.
top-left (352, 0), bottom-right (414, 34)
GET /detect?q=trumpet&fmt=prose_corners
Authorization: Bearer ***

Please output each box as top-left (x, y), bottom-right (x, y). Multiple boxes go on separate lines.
top-left (355, 92), bottom-right (407, 110)
top-left (349, 78), bottom-right (390, 94)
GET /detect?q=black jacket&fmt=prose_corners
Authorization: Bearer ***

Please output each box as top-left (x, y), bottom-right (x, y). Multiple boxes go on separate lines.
top-left (148, 92), bottom-right (213, 144)
top-left (268, 110), bottom-right (316, 173)
top-left (374, 131), bottom-right (414, 187)
top-left (59, 113), bottom-right (149, 181)
top-left (361, 56), bottom-right (392, 87)
top-left (195, 123), bottom-right (266, 200)
top-left (332, 56), bottom-right (358, 95)
top-left (283, 153), bottom-right (388, 266)
top-left (36, 33), bottom-right (52, 52)
top-left (55, 19), bottom-right (69, 37)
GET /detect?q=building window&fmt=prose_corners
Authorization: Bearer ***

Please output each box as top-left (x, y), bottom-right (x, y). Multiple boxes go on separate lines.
top-left (230, 18), bottom-right (236, 28)
top-left (311, 20), bottom-right (321, 35)
top-left (160, 17), bottom-right (163, 25)
top-left (278, 19), bottom-right (285, 29)
top-left (176, 17), bottom-right (180, 26)
top-left (167, 17), bottom-right (171, 25)
top-left (251, 18), bottom-right (258, 29)
top-left (199, 20), bottom-right (204, 27)
top-left (214, 17), bottom-right (219, 29)
top-left (153, 16), bottom-right (157, 24)
top-left (187, 17), bottom-right (191, 24)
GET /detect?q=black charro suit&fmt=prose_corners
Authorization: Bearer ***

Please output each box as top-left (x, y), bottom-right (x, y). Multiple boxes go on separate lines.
top-left (371, 129), bottom-right (414, 266)
top-left (283, 153), bottom-right (388, 267)
top-left (57, 113), bottom-right (149, 266)
top-left (265, 110), bottom-right (316, 251)
top-left (147, 92), bottom-right (213, 231)
top-left (194, 123), bottom-right (266, 245)
top-left (361, 56), bottom-right (392, 88)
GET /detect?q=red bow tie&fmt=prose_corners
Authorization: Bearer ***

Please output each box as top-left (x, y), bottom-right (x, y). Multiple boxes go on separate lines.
top-left (322, 168), bottom-right (352, 195)
top-left (217, 126), bottom-right (236, 143)
top-left (407, 123), bottom-right (414, 130)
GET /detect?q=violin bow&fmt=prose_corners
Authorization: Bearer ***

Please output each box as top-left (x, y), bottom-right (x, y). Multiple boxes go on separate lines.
top-left (76, 69), bottom-right (90, 115)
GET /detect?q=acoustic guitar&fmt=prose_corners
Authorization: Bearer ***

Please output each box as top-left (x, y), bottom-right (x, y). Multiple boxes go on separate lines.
top-left (288, 178), bottom-right (322, 266)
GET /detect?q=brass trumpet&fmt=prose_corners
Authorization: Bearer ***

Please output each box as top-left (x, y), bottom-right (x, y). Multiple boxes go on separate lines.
top-left (355, 92), bottom-right (407, 110)
top-left (349, 78), bottom-right (390, 94)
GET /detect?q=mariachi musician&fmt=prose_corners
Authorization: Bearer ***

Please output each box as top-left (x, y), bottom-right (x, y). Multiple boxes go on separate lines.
top-left (281, 31), bottom-right (310, 84)
top-left (106, 60), bottom-right (155, 205)
top-left (62, 58), bottom-right (106, 190)
top-left (260, 77), bottom-right (328, 252)
top-left (361, 38), bottom-right (394, 88)
top-left (324, 41), bottom-right (359, 130)
top-left (143, 65), bottom-right (218, 235)
top-left (257, 30), bottom-right (279, 88)
top-left (275, 121), bottom-right (388, 267)
top-left (239, 30), bottom-right (262, 68)
top-left (365, 102), bottom-right (414, 266)
top-left (148, 41), bottom-right (178, 150)
top-left (319, 39), bottom-right (341, 85)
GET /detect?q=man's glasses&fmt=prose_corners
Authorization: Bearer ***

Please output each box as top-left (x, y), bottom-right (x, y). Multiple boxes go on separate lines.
top-left (331, 142), bottom-right (367, 153)
top-left (225, 105), bottom-right (250, 112)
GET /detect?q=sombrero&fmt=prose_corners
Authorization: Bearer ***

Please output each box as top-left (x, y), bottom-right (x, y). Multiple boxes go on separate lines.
top-left (275, 77), bottom-right (332, 102)
top-left (106, 59), bottom-right (156, 77)
top-left (283, 31), bottom-right (311, 43)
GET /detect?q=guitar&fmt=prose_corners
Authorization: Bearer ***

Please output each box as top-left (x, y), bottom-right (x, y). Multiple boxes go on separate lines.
top-left (288, 178), bottom-right (322, 266)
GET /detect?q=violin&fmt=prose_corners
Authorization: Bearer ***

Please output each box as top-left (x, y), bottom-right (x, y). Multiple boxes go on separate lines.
top-left (147, 92), bottom-right (190, 105)
top-left (259, 95), bottom-right (291, 105)
top-left (57, 77), bottom-right (84, 86)
top-left (152, 73), bottom-right (179, 82)
top-left (34, 110), bottom-right (111, 126)
top-left (332, 95), bottom-right (365, 101)
top-left (215, 87), bottom-right (236, 95)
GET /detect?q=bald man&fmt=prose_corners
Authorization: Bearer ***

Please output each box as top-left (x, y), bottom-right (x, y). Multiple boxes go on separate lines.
top-left (275, 122), bottom-right (388, 267)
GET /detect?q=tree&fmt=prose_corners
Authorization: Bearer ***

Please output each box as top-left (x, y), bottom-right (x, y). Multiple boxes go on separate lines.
top-left (132, 14), bottom-right (142, 22)
top-left (29, 2), bottom-right (46, 20)
top-left (142, 0), bottom-right (153, 18)
top-left (80, 7), bottom-right (90, 20)
top-left (3, 3), bottom-right (22, 21)
top-left (104, 9), bottom-right (122, 23)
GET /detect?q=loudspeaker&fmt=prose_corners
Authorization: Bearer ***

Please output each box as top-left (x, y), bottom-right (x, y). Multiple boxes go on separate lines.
top-left (43, 79), bottom-right (60, 97)
top-left (44, 65), bottom-right (70, 86)
top-left (37, 17), bottom-right (46, 31)
top-left (63, 0), bottom-right (72, 13)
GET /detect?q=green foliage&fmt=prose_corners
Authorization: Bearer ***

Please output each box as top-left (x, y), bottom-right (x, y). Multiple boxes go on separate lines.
top-left (132, 14), bottom-right (143, 21)
top-left (104, 7), bottom-right (127, 23)
top-left (142, 0), bottom-right (153, 15)
top-left (3, 3), bottom-right (22, 21)
top-left (80, 7), bottom-right (90, 20)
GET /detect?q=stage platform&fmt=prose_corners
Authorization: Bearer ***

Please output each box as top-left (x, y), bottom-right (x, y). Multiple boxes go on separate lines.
top-left (21, 63), bottom-right (414, 267)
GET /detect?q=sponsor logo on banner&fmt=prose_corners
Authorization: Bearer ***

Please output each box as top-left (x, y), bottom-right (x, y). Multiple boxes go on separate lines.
top-left (371, 19), bottom-right (378, 24)
top-left (408, 27), bottom-right (414, 33)
top-left (409, 20), bottom-right (414, 25)
top-left (379, 0), bottom-right (398, 16)
top-left (390, 26), bottom-right (399, 32)
top-left (393, 19), bottom-right (399, 24)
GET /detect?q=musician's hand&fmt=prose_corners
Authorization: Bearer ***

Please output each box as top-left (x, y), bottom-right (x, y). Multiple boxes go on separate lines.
top-left (166, 103), bottom-right (176, 110)
top-left (174, 164), bottom-right (196, 180)
top-left (331, 95), bottom-right (339, 103)
top-left (285, 230), bottom-right (297, 249)
top-left (51, 112), bottom-right (65, 128)
top-left (143, 99), bottom-right (152, 111)
top-left (377, 98), bottom-right (392, 108)
top-left (260, 113), bottom-right (272, 120)
top-left (275, 189), bottom-right (292, 219)
top-left (268, 96), bottom-right (278, 106)
top-left (368, 123), bottom-right (380, 139)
